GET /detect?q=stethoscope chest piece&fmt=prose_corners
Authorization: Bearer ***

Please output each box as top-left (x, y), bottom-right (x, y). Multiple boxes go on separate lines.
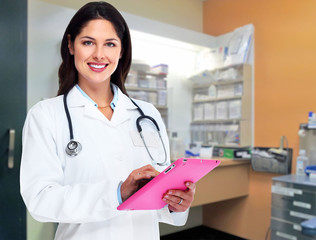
top-left (66, 140), bottom-right (82, 157)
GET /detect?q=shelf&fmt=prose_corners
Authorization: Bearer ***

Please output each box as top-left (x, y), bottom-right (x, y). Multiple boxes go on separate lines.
top-left (191, 119), bottom-right (242, 124)
top-left (190, 64), bottom-right (252, 147)
top-left (127, 63), bottom-right (169, 128)
top-left (156, 106), bottom-right (168, 110)
top-left (193, 79), bottom-right (243, 89)
top-left (126, 86), bottom-right (166, 92)
top-left (136, 71), bottom-right (167, 78)
top-left (193, 96), bottom-right (242, 103)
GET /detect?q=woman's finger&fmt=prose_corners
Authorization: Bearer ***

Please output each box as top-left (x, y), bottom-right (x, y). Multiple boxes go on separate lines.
top-left (163, 195), bottom-right (188, 212)
top-left (163, 181), bottom-right (196, 212)
top-left (163, 192), bottom-right (184, 204)
top-left (132, 165), bottom-right (160, 179)
top-left (185, 182), bottom-right (196, 193)
top-left (121, 165), bottom-right (161, 201)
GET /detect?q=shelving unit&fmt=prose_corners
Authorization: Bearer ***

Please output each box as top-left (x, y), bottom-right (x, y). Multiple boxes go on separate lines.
top-left (190, 64), bottom-right (252, 147)
top-left (126, 67), bottom-right (168, 126)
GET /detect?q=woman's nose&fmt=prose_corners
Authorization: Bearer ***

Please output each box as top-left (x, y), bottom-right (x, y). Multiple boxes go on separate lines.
top-left (93, 45), bottom-right (105, 60)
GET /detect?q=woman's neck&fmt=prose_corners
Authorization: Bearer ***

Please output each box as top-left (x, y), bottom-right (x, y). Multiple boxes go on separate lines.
top-left (78, 81), bottom-right (113, 107)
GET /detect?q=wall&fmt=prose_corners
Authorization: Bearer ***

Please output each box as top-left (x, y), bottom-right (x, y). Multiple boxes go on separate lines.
top-left (202, 1), bottom-right (316, 239)
top-left (41, 0), bottom-right (203, 32)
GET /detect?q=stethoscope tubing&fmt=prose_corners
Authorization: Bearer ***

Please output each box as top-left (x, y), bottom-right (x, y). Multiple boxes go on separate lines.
top-left (129, 98), bottom-right (167, 166)
top-left (63, 93), bottom-right (74, 140)
top-left (64, 92), bottom-right (82, 156)
top-left (63, 92), bottom-right (167, 165)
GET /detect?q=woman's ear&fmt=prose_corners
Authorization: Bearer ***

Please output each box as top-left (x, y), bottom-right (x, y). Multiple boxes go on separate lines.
top-left (67, 34), bottom-right (74, 55)
top-left (120, 49), bottom-right (123, 59)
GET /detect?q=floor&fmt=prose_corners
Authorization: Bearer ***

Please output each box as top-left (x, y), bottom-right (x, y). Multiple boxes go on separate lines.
top-left (161, 226), bottom-right (247, 240)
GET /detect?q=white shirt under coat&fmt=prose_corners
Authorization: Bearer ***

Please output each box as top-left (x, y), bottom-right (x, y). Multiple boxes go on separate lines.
top-left (20, 86), bottom-right (188, 240)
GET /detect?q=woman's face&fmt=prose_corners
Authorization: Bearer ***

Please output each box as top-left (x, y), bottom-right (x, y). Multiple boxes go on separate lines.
top-left (68, 19), bottom-right (122, 87)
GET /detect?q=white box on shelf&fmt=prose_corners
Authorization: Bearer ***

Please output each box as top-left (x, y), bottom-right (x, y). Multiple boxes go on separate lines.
top-left (216, 101), bottom-right (228, 120)
top-left (204, 103), bottom-right (215, 120)
top-left (193, 104), bottom-right (204, 121)
top-left (229, 100), bottom-right (241, 119)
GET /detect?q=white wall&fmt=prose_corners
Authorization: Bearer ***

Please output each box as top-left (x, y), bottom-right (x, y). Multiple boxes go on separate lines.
top-left (27, 0), bottom-right (75, 109)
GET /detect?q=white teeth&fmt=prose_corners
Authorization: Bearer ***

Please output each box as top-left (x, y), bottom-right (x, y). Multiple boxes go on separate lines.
top-left (89, 64), bottom-right (106, 69)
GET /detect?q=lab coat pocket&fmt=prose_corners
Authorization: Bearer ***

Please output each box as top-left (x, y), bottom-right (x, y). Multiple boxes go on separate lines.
top-left (129, 131), bottom-right (159, 147)
top-left (129, 131), bottom-right (159, 162)
top-left (63, 139), bottom-right (106, 183)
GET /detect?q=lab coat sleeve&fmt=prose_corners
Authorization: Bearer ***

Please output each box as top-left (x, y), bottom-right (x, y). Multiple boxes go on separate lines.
top-left (157, 206), bottom-right (189, 226)
top-left (20, 102), bottom-right (121, 223)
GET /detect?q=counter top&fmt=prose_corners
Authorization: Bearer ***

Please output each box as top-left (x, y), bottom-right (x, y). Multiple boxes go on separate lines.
top-left (273, 174), bottom-right (316, 187)
top-left (214, 158), bottom-right (250, 167)
top-left (192, 158), bottom-right (250, 207)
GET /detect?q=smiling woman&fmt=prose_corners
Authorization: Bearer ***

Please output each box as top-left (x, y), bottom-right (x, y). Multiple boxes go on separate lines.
top-left (67, 19), bottom-right (123, 115)
top-left (20, 2), bottom-right (195, 240)
top-left (57, 2), bottom-right (132, 97)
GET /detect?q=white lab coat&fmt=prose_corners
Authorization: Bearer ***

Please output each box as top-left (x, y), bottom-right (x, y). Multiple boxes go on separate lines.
top-left (20, 86), bottom-right (188, 240)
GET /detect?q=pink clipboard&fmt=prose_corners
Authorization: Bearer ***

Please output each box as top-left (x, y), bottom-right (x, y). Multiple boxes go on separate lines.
top-left (117, 158), bottom-right (220, 211)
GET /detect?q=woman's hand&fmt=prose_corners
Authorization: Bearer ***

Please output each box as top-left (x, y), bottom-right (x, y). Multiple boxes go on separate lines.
top-left (162, 182), bottom-right (196, 212)
top-left (121, 164), bottom-right (160, 202)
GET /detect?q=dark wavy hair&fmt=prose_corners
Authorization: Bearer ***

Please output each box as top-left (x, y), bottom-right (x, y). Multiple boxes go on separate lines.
top-left (57, 1), bottom-right (132, 95)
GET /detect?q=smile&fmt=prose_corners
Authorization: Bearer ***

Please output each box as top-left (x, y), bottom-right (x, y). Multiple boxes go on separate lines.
top-left (88, 63), bottom-right (108, 72)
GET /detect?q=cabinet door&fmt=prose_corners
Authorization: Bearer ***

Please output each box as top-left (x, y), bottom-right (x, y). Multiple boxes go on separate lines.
top-left (0, 0), bottom-right (27, 239)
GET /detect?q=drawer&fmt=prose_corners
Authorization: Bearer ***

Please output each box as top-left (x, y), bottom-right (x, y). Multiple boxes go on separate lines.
top-left (272, 181), bottom-right (316, 204)
top-left (272, 192), bottom-right (316, 214)
top-left (272, 179), bottom-right (316, 193)
top-left (272, 207), bottom-right (316, 224)
top-left (271, 230), bottom-right (313, 240)
top-left (270, 218), bottom-right (316, 240)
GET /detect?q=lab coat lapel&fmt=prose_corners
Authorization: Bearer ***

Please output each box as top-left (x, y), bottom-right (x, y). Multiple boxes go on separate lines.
top-left (83, 105), bottom-right (107, 122)
top-left (110, 88), bottom-right (137, 127)
top-left (67, 86), bottom-right (106, 122)
top-left (66, 86), bottom-right (138, 125)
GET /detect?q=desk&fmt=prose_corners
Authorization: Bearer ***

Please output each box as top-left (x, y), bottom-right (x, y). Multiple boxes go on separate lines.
top-left (160, 158), bottom-right (250, 237)
top-left (192, 158), bottom-right (250, 207)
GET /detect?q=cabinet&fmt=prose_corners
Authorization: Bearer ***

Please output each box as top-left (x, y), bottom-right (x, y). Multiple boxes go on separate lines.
top-left (190, 64), bottom-right (252, 147)
top-left (125, 64), bottom-right (168, 126)
top-left (271, 175), bottom-right (316, 240)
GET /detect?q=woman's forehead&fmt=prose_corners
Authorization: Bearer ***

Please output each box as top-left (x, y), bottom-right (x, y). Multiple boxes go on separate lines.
top-left (78, 19), bottom-right (120, 39)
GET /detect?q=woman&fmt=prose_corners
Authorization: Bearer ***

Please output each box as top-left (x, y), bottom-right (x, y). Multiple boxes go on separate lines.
top-left (20, 2), bottom-right (195, 240)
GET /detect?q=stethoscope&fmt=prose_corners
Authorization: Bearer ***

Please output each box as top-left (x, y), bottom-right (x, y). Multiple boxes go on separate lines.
top-left (63, 92), bottom-right (168, 166)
